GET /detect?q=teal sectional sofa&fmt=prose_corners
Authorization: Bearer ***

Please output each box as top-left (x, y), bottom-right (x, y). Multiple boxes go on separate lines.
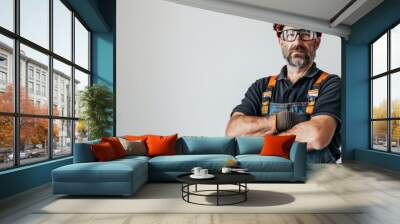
top-left (52, 136), bottom-right (306, 196)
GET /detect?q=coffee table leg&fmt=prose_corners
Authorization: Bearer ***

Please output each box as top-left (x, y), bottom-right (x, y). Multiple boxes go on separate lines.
top-left (217, 184), bottom-right (219, 206)
top-left (187, 184), bottom-right (190, 202)
top-left (182, 184), bottom-right (189, 202)
top-left (195, 184), bottom-right (198, 192)
top-left (245, 183), bottom-right (247, 201)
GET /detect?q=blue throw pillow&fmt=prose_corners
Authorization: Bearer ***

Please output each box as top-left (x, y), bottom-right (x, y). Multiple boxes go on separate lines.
top-left (236, 137), bottom-right (264, 155)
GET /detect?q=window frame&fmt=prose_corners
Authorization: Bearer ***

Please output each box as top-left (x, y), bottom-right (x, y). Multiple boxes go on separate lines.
top-left (0, 0), bottom-right (92, 171)
top-left (370, 21), bottom-right (400, 154)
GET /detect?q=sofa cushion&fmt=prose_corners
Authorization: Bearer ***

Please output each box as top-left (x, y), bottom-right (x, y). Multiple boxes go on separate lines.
top-left (101, 137), bottom-right (127, 158)
top-left (236, 155), bottom-right (293, 172)
top-left (148, 154), bottom-right (235, 172)
top-left (53, 158), bottom-right (147, 183)
top-left (236, 137), bottom-right (263, 155)
top-left (259, 135), bottom-right (296, 159)
top-left (124, 135), bottom-right (151, 150)
top-left (147, 134), bottom-right (178, 157)
top-left (119, 138), bottom-right (147, 156)
top-left (91, 142), bottom-right (118, 161)
top-left (124, 135), bottom-right (149, 142)
top-left (177, 136), bottom-right (236, 155)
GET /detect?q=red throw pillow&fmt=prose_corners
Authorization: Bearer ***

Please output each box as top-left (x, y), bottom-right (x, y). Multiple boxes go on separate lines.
top-left (259, 135), bottom-right (296, 159)
top-left (91, 142), bottom-right (118, 161)
top-left (146, 134), bottom-right (178, 157)
top-left (101, 137), bottom-right (127, 158)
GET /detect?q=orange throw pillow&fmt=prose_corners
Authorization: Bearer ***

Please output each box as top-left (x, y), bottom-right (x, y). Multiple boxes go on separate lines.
top-left (124, 135), bottom-right (149, 142)
top-left (91, 142), bottom-right (118, 161)
top-left (101, 137), bottom-right (127, 158)
top-left (146, 134), bottom-right (178, 157)
top-left (259, 135), bottom-right (296, 159)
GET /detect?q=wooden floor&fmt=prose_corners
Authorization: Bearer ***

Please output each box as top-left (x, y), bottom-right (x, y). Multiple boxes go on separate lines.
top-left (1, 162), bottom-right (400, 224)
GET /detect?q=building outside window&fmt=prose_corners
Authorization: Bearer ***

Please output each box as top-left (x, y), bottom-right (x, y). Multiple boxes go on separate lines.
top-left (28, 66), bottom-right (34, 80)
top-left (35, 83), bottom-right (40, 95)
top-left (0, 54), bottom-right (7, 67)
top-left (0, 54), bottom-right (8, 90)
top-left (42, 85), bottom-right (46, 97)
top-left (0, 70), bottom-right (7, 93)
top-left (35, 70), bottom-right (41, 82)
top-left (0, 71), bottom-right (6, 84)
top-left (28, 81), bottom-right (34, 94)
top-left (54, 88), bottom-right (58, 102)
top-left (41, 73), bottom-right (46, 83)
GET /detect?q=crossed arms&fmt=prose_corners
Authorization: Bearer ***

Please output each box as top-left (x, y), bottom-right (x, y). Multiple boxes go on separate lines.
top-left (225, 112), bottom-right (337, 151)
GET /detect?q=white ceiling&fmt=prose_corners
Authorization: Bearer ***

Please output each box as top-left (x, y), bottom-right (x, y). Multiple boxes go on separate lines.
top-left (229, 0), bottom-right (352, 23)
top-left (164, 0), bottom-right (384, 38)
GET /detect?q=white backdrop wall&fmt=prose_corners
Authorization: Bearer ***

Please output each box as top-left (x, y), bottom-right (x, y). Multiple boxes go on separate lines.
top-left (116, 0), bottom-right (341, 136)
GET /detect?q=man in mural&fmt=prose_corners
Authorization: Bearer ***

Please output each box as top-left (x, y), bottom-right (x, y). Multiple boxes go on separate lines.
top-left (226, 24), bottom-right (341, 163)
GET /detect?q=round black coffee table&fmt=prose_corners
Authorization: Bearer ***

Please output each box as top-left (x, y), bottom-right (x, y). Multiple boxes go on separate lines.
top-left (177, 173), bottom-right (255, 206)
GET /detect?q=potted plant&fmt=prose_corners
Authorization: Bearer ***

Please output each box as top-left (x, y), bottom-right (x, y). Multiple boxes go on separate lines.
top-left (79, 84), bottom-right (113, 140)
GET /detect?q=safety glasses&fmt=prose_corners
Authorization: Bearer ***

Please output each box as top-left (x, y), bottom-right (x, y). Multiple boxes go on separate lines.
top-left (278, 29), bottom-right (318, 42)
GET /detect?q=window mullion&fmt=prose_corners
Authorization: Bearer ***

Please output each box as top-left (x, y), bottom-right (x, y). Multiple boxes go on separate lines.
top-left (48, 0), bottom-right (54, 160)
top-left (370, 45), bottom-right (373, 149)
top-left (388, 30), bottom-right (391, 153)
top-left (71, 10), bottom-right (76, 155)
top-left (13, 0), bottom-right (20, 167)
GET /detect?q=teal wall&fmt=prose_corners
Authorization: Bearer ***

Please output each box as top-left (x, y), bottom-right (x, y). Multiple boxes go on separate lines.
top-left (0, 0), bottom-right (116, 200)
top-left (343, 0), bottom-right (400, 171)
top-left (91, 0), bottom-right (116, 135)
top-left (0, 158), bottom-right (72, 199)
top-left (92, 33), bottom-right (114, 88)
top-left (92, 32), bottom-right (114, 135)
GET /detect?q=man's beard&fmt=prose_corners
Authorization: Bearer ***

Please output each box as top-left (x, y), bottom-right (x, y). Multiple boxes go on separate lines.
top-left (282, 45), bottom-right (315, 68)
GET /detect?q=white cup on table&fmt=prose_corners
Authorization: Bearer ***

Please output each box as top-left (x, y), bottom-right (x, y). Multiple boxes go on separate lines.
top-left (191, 167), bottom-right (202, 176)
top-left (199, 169), bottom-right (208, 176)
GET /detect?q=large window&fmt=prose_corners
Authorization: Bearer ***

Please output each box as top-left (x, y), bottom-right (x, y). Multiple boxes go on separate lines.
top-left (0, 0), bottom-right (91, 171)
top-left (371, 23), bottom-right (400, 153)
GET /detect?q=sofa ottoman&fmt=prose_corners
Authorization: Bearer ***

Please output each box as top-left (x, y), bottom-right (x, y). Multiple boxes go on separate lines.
top-left (52, 154), bottom-right (149, 196)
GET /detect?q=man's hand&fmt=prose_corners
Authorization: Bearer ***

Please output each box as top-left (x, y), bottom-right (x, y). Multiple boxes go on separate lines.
top-left (278, 114), bottom-right (337, 150)
top-left (225, 112), bottom-right (277, 137)
top-left (275, 111), bottom-right (309, 132)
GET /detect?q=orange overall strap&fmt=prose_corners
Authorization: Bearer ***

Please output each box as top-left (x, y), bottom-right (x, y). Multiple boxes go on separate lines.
top-left (261, 75), bottom-right (278, 115)
top-left (268, 75), bottom-right (277, 89)
top-left (306, 71), bottom-right (329, 114)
